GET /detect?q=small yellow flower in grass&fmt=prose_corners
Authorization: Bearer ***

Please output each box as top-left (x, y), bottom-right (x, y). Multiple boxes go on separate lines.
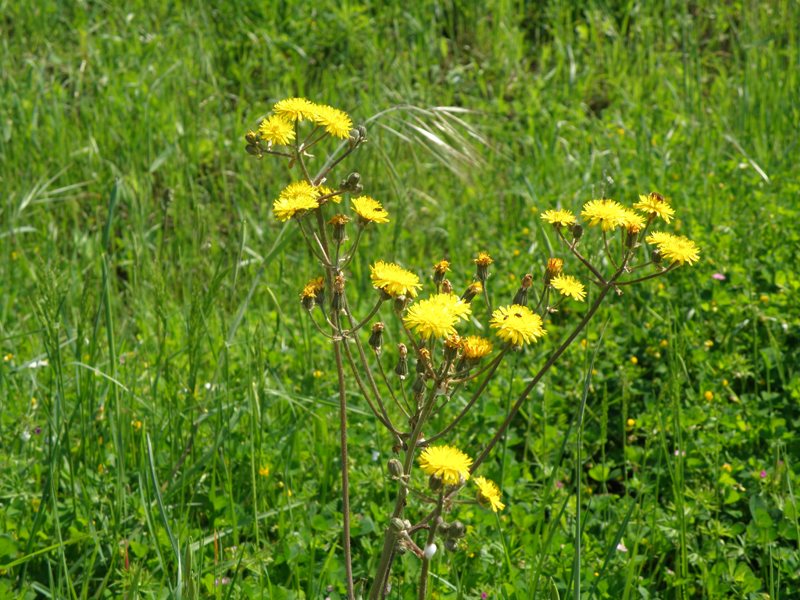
top-left (541, 209), bottom-right (577, 227)
top-left (490, 305), bottom-right (546, 346)
top-left (312, 104), bottom-right (353, 139)
top-left (626, 418), bottom-right (636, 428)
top-left (273, 181), bottom-right (319, 221)
top-left (300, 276), bottom-right (325, 304)
top-left (258, 114), bottom-right (295, 146)
top-left (759, 294), bottom-right (769, 303)
top-left (273, 97), bottom-right (318, 122)
top-left (130, 419), bottom-right (143, 431)
top-left (370, 261), bottom-right (422, 298)
top-left (630, 356), bottom-right (638, 365)
top-left (461, 336), bottom-right (493, 361)
top-left (722, 463), bottom-right (732, 473)
top-left (581, 199), bottom-right (628, 231)
top-left (418, 445), bottom-right (472, 486)
top-left (620, 208), bottom-right (646, 231)
top-left (352, 196), bottom-right (389, 224)
top-left (634, 192), bottom-right (675, 223)
top-left (704, 390), bottom-right (714, 401)
top-left (551, 274), bottom-right (586, 301)
top-left (474, 251), bottom-right (494, 267)
top-left (645, 232), bottom-right (700, 265)
top-left (259, 465), bottom-right (270, 478)
top-left (474, 476), bottom-right (505, 512)
top-left (403, 293), bottom-right (471, 339)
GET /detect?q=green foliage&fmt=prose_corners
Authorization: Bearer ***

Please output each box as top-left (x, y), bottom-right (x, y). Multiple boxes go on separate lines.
top-left (1, 0), bottom-right (799, 598)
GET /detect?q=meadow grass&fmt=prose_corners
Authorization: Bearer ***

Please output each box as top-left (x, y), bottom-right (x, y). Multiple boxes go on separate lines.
top-left (1, 1), bottom-right (799, 598)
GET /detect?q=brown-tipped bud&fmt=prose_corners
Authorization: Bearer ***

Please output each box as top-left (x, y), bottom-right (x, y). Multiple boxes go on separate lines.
top-left (245, 144), bottom-right (262, 158)
top-left (395, 344), bottom-right (409, 379)
top-left (245, 130), bottom-right (258, 145)
top-left (433, 260), bottom-right (450, 287)
top-left (461, 281), bottom-right (483, 303)
top-left (300, 277), bottom-right (325, 311)
top-left (444, 334), bottom-right (462, 362)
top-left (649, 191), bottom-right (665, 202)
top-left (331, 273), bottom-right (346, 312)
top-left (369, 322), bottom-right (385, 354)
top-left (440, 279), bottom-right (453, 295)
top-left (428, 474), bottom-right (443, 493)
top-left (416, 348), bottom-right (431, 375)
top-left (444, 538), bottom-right (459, 552)
top-left (339, 172), bottom-right (361, 192)
top-left (412, 374), bottom-right (427, 394)
top-left (625, 224), bottom-right (640, 249)
top-left (474, 252), bottom-right (494, 283)
top-left (512, 285), bottom-right (528, 307)
top-left (448, 520), bottom-right (466, 539)
top-left (652, 248), bottom-right (663, 265)
top-left (328, 214), bottom-right (350, 244)
top-left (388, 458), bottom-right (404, 479)
top-left (570, 223), bottom-right (583, 241)
top-left (544, 258), bottom-right (563, 285)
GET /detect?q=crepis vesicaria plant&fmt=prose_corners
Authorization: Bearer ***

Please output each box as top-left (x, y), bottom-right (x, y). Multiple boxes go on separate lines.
top-left (245, 97), bottom-right (699, 599)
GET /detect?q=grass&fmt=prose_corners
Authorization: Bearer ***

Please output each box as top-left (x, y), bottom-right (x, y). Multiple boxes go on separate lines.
top-left (1, 0), bottom-right (799, 598)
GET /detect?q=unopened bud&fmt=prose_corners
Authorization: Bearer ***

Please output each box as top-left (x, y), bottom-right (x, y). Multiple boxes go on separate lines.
top-left (369, 322), bottom-right (385, 354)
top-left (512, 274), bottom-right (533, 306)
top-left (412, 374), bottom-right (426, 394)
top-left (245, 130), bottom-right (258, 145)
top-left (570, 223), bottom-right (583, 241)
top-left (448, 521), bottom-right (466, 539)
top-left (388, 458), bottom-right (404, 478)
top-left (328, 214), bottom-right (350, 244)
top-left (625, 225), bottom-right (640, 249)
top-left (444, 538), bottom-right (459, 552)
top-left (245, 144), bottom-right (262, 158)
top-left (544, 258), bottom-right (563, 285)
top-left (444, 334), bottom-right (461, 362)
top-left (461, 281), bottom-right (482, 303)
top-left (339, 172), bottom-right (361, 192)
top-left (474, 252), bottom-right (494, 283)
top-left (395, 344), bottom-right (409, 379)
top-left (390, 517), bottom-right (406, 532)
top-left (428, 474), bottom-right (443, 493)
top-left (331, 274), bottom-right (346, 312)
top-left (433, 260), bottom-right (450, 287)
top-left (652, 248), bottom-right (663, 265)
top-left (440, 279), bottom-right (453, 295)
top-left (416, 348), bottom-right (431, 374)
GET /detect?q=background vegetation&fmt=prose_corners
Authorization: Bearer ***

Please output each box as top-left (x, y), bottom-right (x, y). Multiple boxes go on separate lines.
top-left (1, 1), bottom-right (798, 598)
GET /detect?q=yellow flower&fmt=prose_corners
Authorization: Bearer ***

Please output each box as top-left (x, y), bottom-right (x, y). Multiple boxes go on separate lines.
top-left (722, 463), bottom-right (732, 473)
top-left (433, 260), bottom-right (450, 276)
top-left (551, 274), bottom-right (586, 301)
top-left (312, 104), bottom-right (353, 139)
top-left (370, 261), bottom-right (422, 298)
top-left (273, 181), bottom-right (319, 221)
top-left (273, 97), bottom-right (318, 122)
top-left (403, 293), bottom-right (471, 339)
top-left (474, 476), bottom-right (505, 512)
top-left (581, 199), bottom-right (628, 231)
top-left (300, 277), bottom-right (325, 300)
top-left (619, 208), bottom-right (646, 231)
top-left (490, 305), bottom-right (546, 346)
top-left (634, 193), bottom-right (675, 223)
top-left (461, 336), bottom-right (493, 361)
top-left (646, 232), bottom-right (700, 265)
top-left (541, 209), bottom-right (577, 227)
top-left (258, 114), bottom-right (295, 146)
top-left (630, 356), bottom-right (638, 365)
top-left (626, 418), bottom-right (636, 428)
top-left (259, 465), bottom-right (271, 478)
top-left (351, 196), bottom-right (390, 224)
top-left (474, 251), bottom-right (494, 267)
top-left (704, 390), bottom-right (714, 401)
top-left (418, 445), bottom-right (472, 485)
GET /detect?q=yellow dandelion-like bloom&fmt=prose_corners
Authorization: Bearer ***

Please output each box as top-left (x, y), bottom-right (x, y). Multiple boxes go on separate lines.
top-left (619, 208), bottom-right (646, 231)
top-left (312, 104), bottom-right (353, 139)
top-left (315, 185), bottom-right (340, 204)
top-left (300, 277), bottom-right (325, 300)
top-left (433, 260), bottom-right (450, 276)
top-left (351, 196), bottom-right (390, 224)
top-left (551, 274), bottom-right (587, 301)
top-left (418, 445), bottom-right (472, 486)
top-left (273, 97), bottom-right (318, 122)
top-left (258, 114), bottom-right (295, 146)
top-left (646, 232), bottom-right (700, 265)
top-left (581, 199), bottom-right (628, 231)
top-left (273, 181), bottom-right (319, 221)
top-left (403, 293), bottom-right (471, 339)
top-left (490, 304), bottom-right (546, 346)
top-left (461, 336), bottom-right (493, 360)
top-left (474, 251), bottom-right (494, 267)
top-left (474, 476), bottom-right (505, 512)
top-left (541, 209), bottom-right (577, 227)
top-left (634, 193), bottom-right (675, 223)
top-left (370, 261), bottom-right (422, 298)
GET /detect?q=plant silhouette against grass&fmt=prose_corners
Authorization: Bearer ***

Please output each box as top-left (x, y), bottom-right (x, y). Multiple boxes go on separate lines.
top-left (245, 97), bottom-right (699, 599)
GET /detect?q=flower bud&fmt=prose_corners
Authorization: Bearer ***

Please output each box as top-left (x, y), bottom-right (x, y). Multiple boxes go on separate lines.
top-left (440, 279), bottom-right (453, 295)
top-left (331, 274), bottom-right (346, 312)
top-left (245, 144), bottom-right (262, 158)
top-left (447, 520), bottom-right (466, 539)
top-left (394, 344), bottom-right (409, 380)
top-left (369, 322), bottom-right (385, 354)
top-left (412, 374), bottom-right (427, 394)
top-left (433, 260), bottom-right (450, 287)
top-left (388, 458), bottom-right (404, 478)
top-left (339, 172), bottom-right (361, 192)
top-left (390, 517), bottom-right (406, 532)
top-left (652, 248), bottom-right (663, 265)
top-left (625, 224), bottom-right (640, 249)
top-left (416, 348), bottom-right (431, 375)
top-left (512, 273), bottom-right (534, 306)
top-left (444, 538), bottom-right (459, 552)
top-left (245, 130), bottom-right (258, 145)
top-left (544, 258), bottom-right (563, 285)
top-left (328, 214), bottom-right (350, 244)
top-left (444, 334), bottom-right (461, 362)
top-left (570, 223), bottom-right (583, 241)
top-left (461, 281), bottom-right (482, 303)
top-left (474, 252), bottom-right (493, 283)
top-left (428, 474), bottom-right (443, 493)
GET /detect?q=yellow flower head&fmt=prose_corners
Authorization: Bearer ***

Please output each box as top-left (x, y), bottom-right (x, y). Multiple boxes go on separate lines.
top-left (551, 274), bottom-right (587, 301)
top-left (403, 293), bottom-right (471, 339)
top-left (316, 185), bottom-right (340, 204)
top-left (490, 304), bottom-right (546, 346)
top-left (546, 257), bottom-right (564, 277)
top-left (619, 208), bottom-right (646, 231)
top-left (352, 196), bottom-right (390, 224)
top-left (300, 277), bottom-right (325, 300)
top-left (273, 97), bottom-right (318, 122)
top-left (634, 192), bottom-right (675, 223)
top-left (370, 261), bottom-right (422, 298)
top-left (418, 445), bottom-right (472, 486)
top-left (312, 104), bottom-right (353, 139)
top-left (581, 199), bottom-right (628, 231)
top-left (273, 181), bottom-right (319, 221)
top-left (474, 251), bottom-right (494, 267)
top-left (258, 114), bottom-right (295, 146)
top-left (541, 209), bottom-right (577, 227)
top-left (433, 260), bottom-right (451, 276)
top-left (474, 476), bottom-right (505, 512)
top-left (646, 232), bottom-right (700, 265)
top-left (461, 336), bottom-right (493, 361)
